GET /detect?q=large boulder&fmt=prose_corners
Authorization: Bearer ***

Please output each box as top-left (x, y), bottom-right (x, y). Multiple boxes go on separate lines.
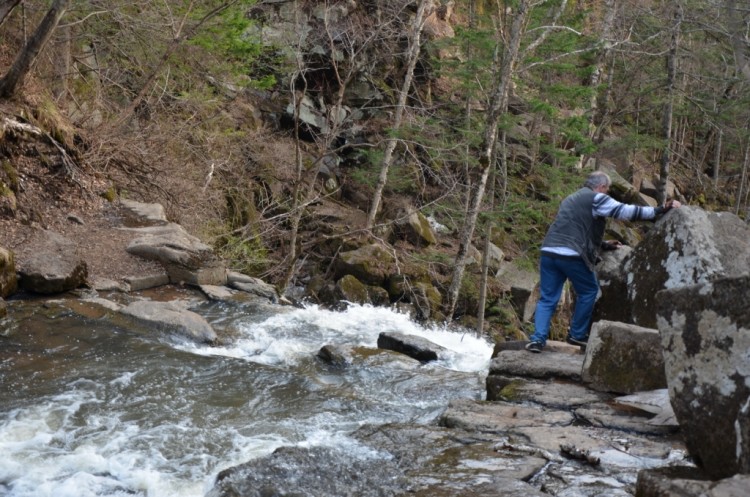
top-left (581, 321), bottom-right (666, 394)
top-left (389, 209), bottom-right (437, 247)
top-left (592, 246), bottom-right (632, 323)
top-left (126, 223), bottom-right (226, 286)
top-left (377, 331), bottom-right (447, 363)
top-left (657, 274), bottom-right (750, 479)
top-left (604, 207), bottom-right (750, 328)
top-left (495, 261), bottom-right (538, 323)
top-left (333, 243), bottom-right (397, 287)
top-left (0, 246), bottom-right (17, 298)
top-left (17, 230), bottom-right (88, 294)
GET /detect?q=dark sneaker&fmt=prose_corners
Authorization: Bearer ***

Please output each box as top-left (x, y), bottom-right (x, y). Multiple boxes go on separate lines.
top-left (525, 341), bottom-right (543, 353)
top-left (566, 335), bottom-right (588, 347)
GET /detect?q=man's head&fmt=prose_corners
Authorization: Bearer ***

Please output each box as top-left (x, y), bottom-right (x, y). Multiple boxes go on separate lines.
top-left (584, 171), bottom-right (611, 193)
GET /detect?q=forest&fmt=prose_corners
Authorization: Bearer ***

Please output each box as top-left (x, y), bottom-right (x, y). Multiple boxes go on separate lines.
top-left (1, 0), bottom-right (749, 337)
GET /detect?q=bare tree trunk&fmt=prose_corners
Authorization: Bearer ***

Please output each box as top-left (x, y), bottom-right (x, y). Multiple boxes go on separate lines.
top-left (476, 132), bottom-right (502, 334)
top-left (657, 4), bottom-right (682, 205)
top-left (0, 0), bottom-right (70, 99)
top-left (713, 127), bottom-right (722, 188)
top-left (736, 141), bottom-right (749, 216)
top-left (0, 0), bottom-right (22, 27)
top-left (588, 0), bottom-right (618, 145)
top-left (53, 21), bottom-right (71, 101)
top-left (726, 0), bottom-right (750, 82)
top-left (444, 0), bottom-right (529, 320)
top-left (366, 0), bottom-right (432, 229)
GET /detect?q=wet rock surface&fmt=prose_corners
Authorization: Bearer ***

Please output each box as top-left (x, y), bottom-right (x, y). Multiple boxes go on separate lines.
top-left (208, 338), bottom-right (695, 497)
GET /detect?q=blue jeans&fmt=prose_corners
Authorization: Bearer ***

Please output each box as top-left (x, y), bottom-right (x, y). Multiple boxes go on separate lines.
top-left (529, 255), bottom-right (599, 346)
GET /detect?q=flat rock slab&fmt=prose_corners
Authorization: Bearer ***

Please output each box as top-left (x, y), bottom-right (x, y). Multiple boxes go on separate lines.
top-left (487, 375), bottom-right (612, 408)
top-left (120, 300), bottom-right (217, 344)
top-left (439, 398), bottom-right (574, 433)
top-left (489, 349), bottom-right (584, 381)
top-left (614, 389), bottom-right (678, 426)
top-left (354, 423), bottom-right (548, 491)
top-left (574, 402), bottom-right (678, 436)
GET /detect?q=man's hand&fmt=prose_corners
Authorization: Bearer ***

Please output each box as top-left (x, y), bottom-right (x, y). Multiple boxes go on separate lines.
top-left (666, 199), bottom-right (681, 209)
top-left (601, 240), bottom-right (622, 251)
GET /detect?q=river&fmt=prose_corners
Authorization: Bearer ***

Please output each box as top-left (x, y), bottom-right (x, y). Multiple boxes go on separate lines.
top-left (0, 295), bottom-right (493, 497)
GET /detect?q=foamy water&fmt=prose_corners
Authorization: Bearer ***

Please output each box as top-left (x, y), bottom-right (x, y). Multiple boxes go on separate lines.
top-left (0, 303), bottom-right (493, 497)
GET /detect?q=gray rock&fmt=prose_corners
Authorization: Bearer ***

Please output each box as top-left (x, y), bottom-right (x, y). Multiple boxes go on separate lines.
top-left (495, 261), bottom-right (538, 323)
top-left (229, 277), bottom-right (279, 303)
top-left (17, 230), bottom-right (88, 294)
top-left (574, 402), bottom-right (677, 436)
top-left (487, 375), bottom-right (611, 408)
top-left (489, 348), bottom-right (584, 381)
top-left (206, 446), bottom-right (408, 497)
top-left (593, 246), bottom-right (633, 324)
top-left (125, 223), bottom-right (226, 286)
top-left (390, 209), bottom-right (437, 247)
top-left (377, 331), bottom-right (448, 362)
top-left (636, 467), bottom-right (750, 497)
top-left (120, 199), bottom-right (167, 223)
top-left (624, 206), bottom-right (750, 328)
top-left (439, 398), bottom-right (574, 433)
top-left (657, 274), bottom-right (750, 479)
top-left (334, 243), bottom-right (397, 286)
top-left (317, 344), bottom-right (355, 367)
top-left (582, 320), bottom-right (666, 394)
top-left (353, 423), bottom-right (549, 496)
top-left (124, 272), bottom-right (170, 291)
top-left (614, 389), bottom-right (677, 427)
top-left (120, 300), bottom-right (217, 344)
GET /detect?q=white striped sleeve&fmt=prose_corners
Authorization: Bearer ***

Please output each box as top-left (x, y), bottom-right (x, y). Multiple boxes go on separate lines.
top-left (592, 193), bottom-right (656, 221)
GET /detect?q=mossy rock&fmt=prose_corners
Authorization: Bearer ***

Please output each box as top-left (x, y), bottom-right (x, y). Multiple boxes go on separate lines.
top-left (334, 243), bottom-right (397, 286)
top-left (335, 274), bottom-right (370, 305)
top-left (0, 182), bottom-right (17, 214)
top-left (0, 247), bottom-right (18, 298)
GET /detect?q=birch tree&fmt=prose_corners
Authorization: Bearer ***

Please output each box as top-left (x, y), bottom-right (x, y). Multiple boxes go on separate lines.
top-left (444, 0), bottom-right (529, 320)
top-left (366, 0), bottom-right (433, 229)
top-left (657, 3), bottom-right (683, 205)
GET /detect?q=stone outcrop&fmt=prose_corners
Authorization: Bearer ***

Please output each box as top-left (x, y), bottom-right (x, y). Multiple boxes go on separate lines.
top-left (125, 222), bottom-right (227, 286)
top-left (227, 271), bottom-right (280, 303)
top-left (581, 320), bottom-right (666, 394)
top-left (17, 229), bottom-right (88, 294)
top-left (657, 274), bottom-right (750, 480)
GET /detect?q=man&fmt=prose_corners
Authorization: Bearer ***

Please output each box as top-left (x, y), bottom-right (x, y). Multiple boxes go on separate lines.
top-left (525, 170), bottom-right (681, 353)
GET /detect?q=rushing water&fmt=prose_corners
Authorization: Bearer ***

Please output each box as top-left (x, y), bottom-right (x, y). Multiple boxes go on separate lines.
top-left (0, 297), bottom-right (493, 497)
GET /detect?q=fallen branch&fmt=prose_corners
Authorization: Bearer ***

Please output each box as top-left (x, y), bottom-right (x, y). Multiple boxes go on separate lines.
top-left (1, 117), bottom-right (82, 185)
top-left (560, 444), bottom-right (601, 466)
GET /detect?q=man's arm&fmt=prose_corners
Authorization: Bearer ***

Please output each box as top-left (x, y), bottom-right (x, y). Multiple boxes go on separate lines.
top-left (593, 194), bottom-right (681, 221)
